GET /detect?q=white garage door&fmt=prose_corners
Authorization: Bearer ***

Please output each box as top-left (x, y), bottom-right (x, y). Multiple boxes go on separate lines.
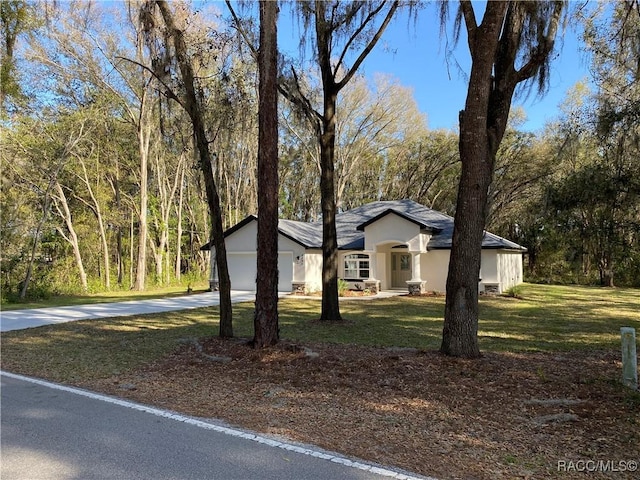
top-left (227, 252), bottom-right (293, 292)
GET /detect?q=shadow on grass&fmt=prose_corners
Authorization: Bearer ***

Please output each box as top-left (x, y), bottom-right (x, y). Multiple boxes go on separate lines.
top-left (2, 283), bottom-right (639, 383)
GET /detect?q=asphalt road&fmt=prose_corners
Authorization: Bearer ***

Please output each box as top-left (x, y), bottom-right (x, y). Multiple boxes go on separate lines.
top-left (1, 372), bottom-right (426, 480)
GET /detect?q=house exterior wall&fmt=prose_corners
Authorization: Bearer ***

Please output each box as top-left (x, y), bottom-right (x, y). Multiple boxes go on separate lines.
top-left (422, 250), bottom-right (450, 293)
top-left (214, 219), bottom-right (302, 292)
top-left (420, 249), bottom-right (524, 295)
top-left (224, 220), bottom-right (305, 259)
top-left (225, 221), bottom-right (258, 251)
top-left (497, 251), bottom-right (523, 293)
top-left (303, 249), bottom-right (323, 292)
top-left (480, 250), bottom-right (499, 283)
top-left (214, 212), bottom-right (525, 295)
top-left (479, 250), bottom-right (499, 294)
top-left (363, 215), bottom-right (422, 251)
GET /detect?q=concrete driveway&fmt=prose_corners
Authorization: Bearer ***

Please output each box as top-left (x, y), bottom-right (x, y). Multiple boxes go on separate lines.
top-left (0, 290), bottom-right (263, 332)
top-left (0, 290), bottom-right (407, 332)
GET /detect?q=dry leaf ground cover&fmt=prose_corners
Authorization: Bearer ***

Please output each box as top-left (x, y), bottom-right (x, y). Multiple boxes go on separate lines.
top-left (2, 284), bottom-right (639, 479)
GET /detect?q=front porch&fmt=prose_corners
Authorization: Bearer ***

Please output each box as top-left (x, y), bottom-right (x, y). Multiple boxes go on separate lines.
top-left (341, 244), bottom-right (429, 296)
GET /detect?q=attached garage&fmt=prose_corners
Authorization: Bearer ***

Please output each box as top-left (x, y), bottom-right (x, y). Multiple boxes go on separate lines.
top-left (226, 251), bottom-right (293, 292)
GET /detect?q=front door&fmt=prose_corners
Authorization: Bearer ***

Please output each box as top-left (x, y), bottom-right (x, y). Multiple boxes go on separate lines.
top-left (391, 253), bottom-right (412, 288)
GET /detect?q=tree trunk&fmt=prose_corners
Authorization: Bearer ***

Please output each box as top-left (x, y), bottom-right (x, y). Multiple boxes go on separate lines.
top-left (319, 94), bottom-right (342, 321)
top-left (441, 3), bottom-right (507, 358)
top-left (113, 163), bottom-right (124, 286)
top-left (130, 209), bottom-right (135, 289)
top-left (201, 147), bottom-right (233, 338)
top-left (440, 0), bottom-right (564, 357)
top-left (20, 184), bottom-right (54, 300)
top-left (441, 111), bottom-right (492, 357)
top-left (54, 182), bottom-right (88, 292)
top-left (253, 0), bottom-right (280, 348)
top-left (175, 161), bottom-right (185, 282)
top-left (600, 254), bottom-right (615, 287)
top-left (79, 159), bottom-right (110, 289)
top-left (97, 207), bottom-right (110, 289)
top-left (133, 119), bottom-right (151, 291)
top-left (155, 0), bottom-right (233, 337)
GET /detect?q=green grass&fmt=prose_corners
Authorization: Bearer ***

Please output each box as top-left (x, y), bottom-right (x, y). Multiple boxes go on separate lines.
top-left (2, 283), bottom-right (638, 383)
top-left (0, 282), bottom-right (210, 311)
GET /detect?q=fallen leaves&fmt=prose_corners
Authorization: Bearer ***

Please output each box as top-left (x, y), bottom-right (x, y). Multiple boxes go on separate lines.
top-left (83, 339), bottom-right (640, 480)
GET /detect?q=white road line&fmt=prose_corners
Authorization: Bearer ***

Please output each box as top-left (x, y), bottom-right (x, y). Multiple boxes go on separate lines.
top-left (1, 371), bottom-right (433, 480)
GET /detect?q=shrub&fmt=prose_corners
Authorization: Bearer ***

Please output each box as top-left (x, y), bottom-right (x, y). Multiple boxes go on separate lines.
top-left (338, 279), bottom-right (349, 297)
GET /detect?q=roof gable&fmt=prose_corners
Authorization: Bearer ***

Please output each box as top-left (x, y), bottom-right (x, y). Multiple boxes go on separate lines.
top-left (356, 208), bottom-right (439, 233)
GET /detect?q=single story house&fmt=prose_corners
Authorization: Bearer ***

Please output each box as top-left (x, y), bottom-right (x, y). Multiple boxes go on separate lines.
top-left (204, 199), bottom-right (526, 295)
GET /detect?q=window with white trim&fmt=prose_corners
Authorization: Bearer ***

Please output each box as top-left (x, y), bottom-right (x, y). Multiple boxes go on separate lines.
top-left (344, 254), bottom-right (370, 280)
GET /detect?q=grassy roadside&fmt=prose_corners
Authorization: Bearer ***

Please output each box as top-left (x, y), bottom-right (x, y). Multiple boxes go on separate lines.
top-left (0, 281), bottom-right (210, 311)
top-left (1, 283), bottom-right (638, 384)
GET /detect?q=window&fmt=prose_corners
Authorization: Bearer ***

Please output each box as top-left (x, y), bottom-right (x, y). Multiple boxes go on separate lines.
top-left (344, 254), bottom-right (370, 279)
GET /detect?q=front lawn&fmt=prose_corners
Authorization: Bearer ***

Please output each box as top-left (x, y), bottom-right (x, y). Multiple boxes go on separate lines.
top-left (2, 284), bottom-right (638, 383)
top-left (2, 283), bottom-right (638, 479)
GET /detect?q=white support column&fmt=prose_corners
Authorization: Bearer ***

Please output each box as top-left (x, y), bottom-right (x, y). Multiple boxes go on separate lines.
top-left (210, 247), bottom-right (219, 291)
top-left (366, 249), bottom-right (377, 281)
top-left (410, 252), bottom-right (421, 282)
top-left (407, 251), bottom-right (426, 295)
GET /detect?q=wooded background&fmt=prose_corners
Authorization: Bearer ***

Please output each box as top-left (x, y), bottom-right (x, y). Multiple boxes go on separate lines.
top-left (1, 0), bottom-right (638, 302)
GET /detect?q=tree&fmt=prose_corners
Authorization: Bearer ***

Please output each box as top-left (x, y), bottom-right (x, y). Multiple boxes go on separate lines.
top-left (278, 0), bottom-right (400, 321)
top-left (381, 129), bottom-right (459, 213)
top-left (146, 0), bottom-right (234, 337)
top-left (334, 74), bottom-right (428, 210)
top-left (3, 112), bottom-right (90, 298)
top-left (253, 0), bottom-right (280, 348)
top-left (0, 0), bottom-right (34, 111)
top-left (279, 73), bottom-right (429, 218)
top-left (439, 1), bottom-right (565, 357)
top-left (584, 1), bottom-right (640, 286)
top-left (532, 3), bottom-right (640, 288)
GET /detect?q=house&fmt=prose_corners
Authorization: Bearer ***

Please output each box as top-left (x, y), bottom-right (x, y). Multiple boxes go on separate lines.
top-left (204, 199), bottom-right (526, 295)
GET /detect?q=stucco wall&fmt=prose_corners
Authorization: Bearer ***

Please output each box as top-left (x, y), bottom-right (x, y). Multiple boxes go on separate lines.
top-left (225, 221), bottom-right (258, 251)
top-left (363, 214), bottom-right (422, 251)
top-left (480, 250), bottom-right (499, 284)
top-left (497, 251), bottom-right (523, 292)
top-left (422, 250), bottom-right (450, 293)
top-left (212, 219), bottom-right (304, 292)
top-left (225, 220), bottom-right (304, 257)
top-left (304, 250), bottom-right (323, 292)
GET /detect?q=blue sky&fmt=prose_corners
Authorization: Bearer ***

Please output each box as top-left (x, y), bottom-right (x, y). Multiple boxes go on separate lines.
top-left (277, 2), bottom-right (591, 133)
top-left (362, 4), bottom-right (591, 132)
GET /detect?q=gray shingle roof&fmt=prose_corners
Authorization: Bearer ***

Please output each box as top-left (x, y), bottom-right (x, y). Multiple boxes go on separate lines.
top-left (214, 199), bottom-right (526, 252)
